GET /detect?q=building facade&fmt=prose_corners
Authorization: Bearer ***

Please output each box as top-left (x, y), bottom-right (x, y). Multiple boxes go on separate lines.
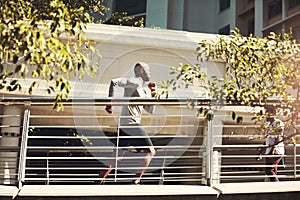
top-left (104, 0), bottom-right (300, 40)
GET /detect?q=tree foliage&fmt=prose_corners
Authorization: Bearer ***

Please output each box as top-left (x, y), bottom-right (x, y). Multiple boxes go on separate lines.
top-left (163, 28), bottom-right (300, 139)
top-left (0, 0), bottom-right (146, 110)
top-left (101, 12), bottom-right (144, 27)
top-left (197, 29), bottom-right (299, 105)
top-left (0, 0), bottom-right (103, 110)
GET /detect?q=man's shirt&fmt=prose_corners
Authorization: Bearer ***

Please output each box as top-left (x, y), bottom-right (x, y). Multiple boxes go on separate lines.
top-left (265, 118), bottom-right (285, 155)
top-left (108, 77), bottom-right (154, 125)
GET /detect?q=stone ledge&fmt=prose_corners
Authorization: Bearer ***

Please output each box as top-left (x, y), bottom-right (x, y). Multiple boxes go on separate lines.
top-left (214, 181), bottom-right (300, 200)
top-left (2, 182), bottom-right (300, 200)
top-left (0, 185), bottom-right (19, 198)
top-left (213, 181), bottom-right (300, 194)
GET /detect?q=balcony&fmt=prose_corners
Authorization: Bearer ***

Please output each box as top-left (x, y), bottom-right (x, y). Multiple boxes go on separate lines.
top-left (0, 97), bottom-right (300, 199)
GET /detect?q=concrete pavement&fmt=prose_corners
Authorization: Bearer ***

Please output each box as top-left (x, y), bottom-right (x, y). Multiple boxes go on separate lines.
top-left (1, 181), bottom-right (300, 200)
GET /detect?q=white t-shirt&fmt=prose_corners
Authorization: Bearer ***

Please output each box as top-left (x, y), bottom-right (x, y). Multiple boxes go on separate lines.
top-left (108, 77), bottom-right (154, 125)
top-left (265, 118), bottom-right (285, 155)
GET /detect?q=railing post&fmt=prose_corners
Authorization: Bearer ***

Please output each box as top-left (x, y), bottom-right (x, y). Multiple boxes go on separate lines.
top-left (46, 154), bottom-right (50, 185)
top-left (159, 150), bottom-right (167, 185)
top-left (205, 114), bottom-right (213, 186)
top-left (293, 143), bottom-right (297, 179)
top-left (18, 109), bottom-right (30, 188)
top-left (114, 116), bottom-right (121, 183)
top-left (205, 110), bottom-right (223, 186)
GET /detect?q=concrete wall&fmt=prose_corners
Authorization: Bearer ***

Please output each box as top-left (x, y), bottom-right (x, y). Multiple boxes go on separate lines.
top-left (62, 24), bottom-right (221, 99)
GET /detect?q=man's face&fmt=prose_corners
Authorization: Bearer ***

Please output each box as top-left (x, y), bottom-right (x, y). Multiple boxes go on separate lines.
top-left (141, 64), bottom-right (151, 82)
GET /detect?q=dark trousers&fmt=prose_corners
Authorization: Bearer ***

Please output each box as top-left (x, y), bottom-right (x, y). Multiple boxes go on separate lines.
top-left (265, 156), bottom-right (282, 182)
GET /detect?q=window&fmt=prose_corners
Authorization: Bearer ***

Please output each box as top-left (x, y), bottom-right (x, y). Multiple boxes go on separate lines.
top-left (114, 0), bottom-right (147, 16)
top-left (247, 18), bottom-right (255, 35)
top-left (248, 0), bottom-right (254, 4)
top-left (268, 0), bottom-right (282, 19)
top-left (220, 0), bottom-right (230, 12)
top-left (288, 0), bottom-right (300, 8)
top-left (218, 25), bottom-right (230, 35)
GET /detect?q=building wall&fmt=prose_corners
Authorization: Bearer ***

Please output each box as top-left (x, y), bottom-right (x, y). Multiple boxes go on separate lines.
top-left (216, 0), bottom-right (237, 34)
top-left (182, 0), bottom-right (216, 33)
top-left (145, 0), bottom-right (168, 28)
top-left (104, 0), bottom-right (299, 40)
top-left (167, 0), bottom-right (184, 30)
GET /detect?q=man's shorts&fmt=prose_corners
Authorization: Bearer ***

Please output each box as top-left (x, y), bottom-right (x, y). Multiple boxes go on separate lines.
top-left (117, 124), bottom-right (153, 153)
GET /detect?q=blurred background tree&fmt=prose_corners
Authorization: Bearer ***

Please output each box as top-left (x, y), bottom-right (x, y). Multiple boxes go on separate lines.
top-left (0, 0), bottom-right (144, 110)
top-left (163, 28), bottom-right (300, 141)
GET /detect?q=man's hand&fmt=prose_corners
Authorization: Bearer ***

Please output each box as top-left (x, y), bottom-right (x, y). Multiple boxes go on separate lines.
top-left (148, 82), bottom-right (156, 97)
top-left (148, 82), bottom-right (156, 91)
top-left (256, 154), bottom-right (263, 161)
top-left (105, 105), bottom-right (112, 114)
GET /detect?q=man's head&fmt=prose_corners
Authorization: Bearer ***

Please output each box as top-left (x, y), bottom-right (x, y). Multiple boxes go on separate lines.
top-left (134, 62), bottom-right (151, 82)
top-left (265, 105), bottom-right (277, 116)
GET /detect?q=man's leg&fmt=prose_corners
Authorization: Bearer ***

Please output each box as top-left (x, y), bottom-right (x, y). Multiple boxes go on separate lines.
top-left (265, 156), bottom-right (282, 182)
top-left (132, 147), bottom-right (156, 185)
top-left (98, 149), bottom-right (125, 184)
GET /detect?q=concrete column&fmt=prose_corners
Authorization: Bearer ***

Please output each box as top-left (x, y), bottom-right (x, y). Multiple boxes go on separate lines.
top-left (254, 0), bottom-right (264, 37)
top-left (145, 0), bottom-right (168, 28)
top-left (210, 114), bottom-right (223, 185)
top-left (282, 0), bottom-right (287, 18)
top-left (166, 0), bottom-right (184, 30)
top-left (0, 106), bottom-right (22, 185)
top-left (204, 111), bottom-right (223, 186)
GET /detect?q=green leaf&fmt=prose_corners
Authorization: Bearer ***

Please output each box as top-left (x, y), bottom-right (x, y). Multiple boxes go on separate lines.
top-left (60, 82), bottom-right (65, 91)
top-left (13, 55), bottom-right (18, 64)
top-left (15, 65), bottom-right (22, 73)
top-left (231, 111), bottom-right (236, 120)
top-left (237, 116), bottom-right (243, 124)
top-left (10, 80), bottom-right (18, 86)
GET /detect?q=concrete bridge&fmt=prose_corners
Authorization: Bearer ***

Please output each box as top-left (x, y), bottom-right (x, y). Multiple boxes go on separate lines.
top-left (1, 181), bottom-right (300, 200)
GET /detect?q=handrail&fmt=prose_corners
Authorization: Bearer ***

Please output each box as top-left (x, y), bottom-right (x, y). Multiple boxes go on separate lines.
top-left (0, 96), bottom-right (292, 106)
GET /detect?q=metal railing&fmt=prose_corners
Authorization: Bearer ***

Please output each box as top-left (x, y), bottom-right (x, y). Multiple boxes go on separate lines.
top-left (0, 97), bottom-right (299, 187)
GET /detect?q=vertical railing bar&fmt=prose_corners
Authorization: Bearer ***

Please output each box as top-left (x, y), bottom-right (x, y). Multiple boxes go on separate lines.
top-left (294, 143), bottom-right (297, 178)
top-left (114, 116), bottom-right (121, 183)
top-left (46, 153), bottom-right (50, 185)
top-left (206, 111), bottom-right (214, 186)
top-left (159, 149), bottom-right (167, 185)
top-left (17, 109), bottom-right (30, 188)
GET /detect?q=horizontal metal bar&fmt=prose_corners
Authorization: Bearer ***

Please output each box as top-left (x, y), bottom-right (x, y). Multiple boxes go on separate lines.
top-left (26, 145), bottom-right (204, 150)
top-left (26, 155), bottom-right (203, 160)
top-left (25, 165), bottom-right (201, 171)
top-left (28, 124), bottom-right (199, 129)
top-left (27, 135), bottom-right (204, 139)
top-left (29, 114), bottom-right (201, 118)
top-left (0, 96), bottom-right (291, 106)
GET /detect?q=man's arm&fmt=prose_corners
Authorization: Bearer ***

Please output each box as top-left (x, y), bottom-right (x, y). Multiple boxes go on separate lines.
top-left (105, 79), bottom-right (120, 114)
